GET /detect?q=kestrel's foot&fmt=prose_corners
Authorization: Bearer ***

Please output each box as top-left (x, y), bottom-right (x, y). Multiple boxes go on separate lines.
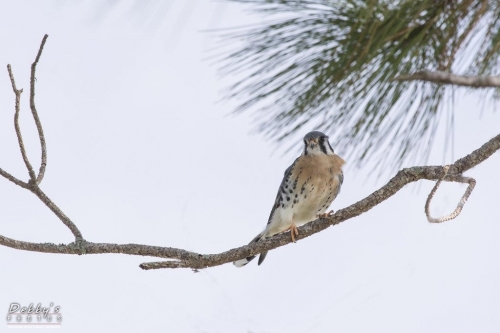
top-left (317, 210), bottom-right (334, 219)
top-left (287, 223), bottom-right (299, 242)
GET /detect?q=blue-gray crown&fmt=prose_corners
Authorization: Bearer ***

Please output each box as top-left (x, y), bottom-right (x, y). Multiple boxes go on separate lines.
top-left (303, 131), bottom-right (328, 141)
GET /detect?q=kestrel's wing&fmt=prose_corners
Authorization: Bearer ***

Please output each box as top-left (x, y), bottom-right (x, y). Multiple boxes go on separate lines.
top-left (233, 158), bottom-right (299, 267)
top-left (333, 170), bottom-right (344, 199)
top-left (266, 158), bottom-right (299, 225)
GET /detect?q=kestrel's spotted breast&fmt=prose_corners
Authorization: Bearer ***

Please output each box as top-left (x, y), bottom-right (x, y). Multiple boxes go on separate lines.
top-left (266, 154), bottom-right (344, 236)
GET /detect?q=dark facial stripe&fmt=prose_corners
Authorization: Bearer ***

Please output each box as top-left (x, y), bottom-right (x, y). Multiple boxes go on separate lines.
top-left (319, 137), bottom-right (328, 154)
top-left (327, 141), bottom-right (335, 154)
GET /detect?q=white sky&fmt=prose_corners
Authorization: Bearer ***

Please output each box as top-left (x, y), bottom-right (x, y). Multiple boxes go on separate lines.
top-left (0, 1), bottom-right (499, 332)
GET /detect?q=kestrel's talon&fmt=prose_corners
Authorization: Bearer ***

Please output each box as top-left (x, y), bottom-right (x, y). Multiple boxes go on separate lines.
top-left (317, 210), bottom-right (334, 219)
top-left (289, 223), bottom-right (299, 242)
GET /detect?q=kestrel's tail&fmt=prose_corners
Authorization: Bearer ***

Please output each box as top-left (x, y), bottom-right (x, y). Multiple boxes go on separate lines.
top-left (233, 232), bottom-right (268, 267)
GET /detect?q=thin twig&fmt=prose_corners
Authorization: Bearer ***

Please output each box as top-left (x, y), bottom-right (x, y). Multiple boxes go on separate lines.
top-left (0, 168), bottom-right (29, 189)
top-left (139, 261), bottom-right (192, 269)
top-left (425, 165), bottom-right (476, 223)
top-left (30, 34), bottom-right (49, 184)
top-left (29, 185), bottom-right (83, 239)
top-left (392, 71), bottom-right (500, 87)
top-left (7, 64), bottom-right (37, 181)
top-left (0, 65), bottom-right (31, 189)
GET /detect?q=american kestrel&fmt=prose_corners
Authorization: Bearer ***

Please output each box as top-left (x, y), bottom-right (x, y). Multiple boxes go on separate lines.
top-left (234, 131), bottom-right (345, 267)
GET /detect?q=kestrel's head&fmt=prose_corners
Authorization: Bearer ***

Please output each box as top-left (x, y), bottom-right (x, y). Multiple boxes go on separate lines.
top-left (303, 131), bottom-right (335, 156)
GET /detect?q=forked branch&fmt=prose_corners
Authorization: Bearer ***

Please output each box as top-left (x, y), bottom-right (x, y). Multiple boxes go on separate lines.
top-left (1, 35), bottom-right (83, 240)
top-left (0, 36), bottom-right (499, 270)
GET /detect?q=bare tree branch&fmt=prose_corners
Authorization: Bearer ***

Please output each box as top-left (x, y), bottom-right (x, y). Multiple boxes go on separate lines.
top-left (28, 184), bottom-right (83, 239)
top-left (1, 35), bottom-right (499, 271)
top-left (7, 64), bottom-right (37, 182)
top-left (0, 132), bottom-right (498, 270)
top-left (0, 168), bottom-right (28, 189)
top-left (392, 71), bottom-right (500, 87)
top-left (30, 34), bottom-right (48, 184)
top-left (1, 35), bottom-right (83, 240)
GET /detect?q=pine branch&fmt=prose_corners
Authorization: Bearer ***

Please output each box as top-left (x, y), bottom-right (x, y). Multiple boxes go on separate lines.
top-left (219, 0), bottom-right (500, 171)
top-left (393, 71), bottom-right (500, 87)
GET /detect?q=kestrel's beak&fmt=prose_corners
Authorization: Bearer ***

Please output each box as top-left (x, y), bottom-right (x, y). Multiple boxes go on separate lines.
top-left (309, 140), bottom-right (317, 149)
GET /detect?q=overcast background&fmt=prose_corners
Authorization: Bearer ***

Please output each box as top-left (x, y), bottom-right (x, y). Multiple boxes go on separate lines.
top-left (0, 1), bottom-right (499, 332)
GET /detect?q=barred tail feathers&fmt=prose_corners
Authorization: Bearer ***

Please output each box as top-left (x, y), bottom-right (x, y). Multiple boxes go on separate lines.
top-left (233, 232), bottom-right (267, 267)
